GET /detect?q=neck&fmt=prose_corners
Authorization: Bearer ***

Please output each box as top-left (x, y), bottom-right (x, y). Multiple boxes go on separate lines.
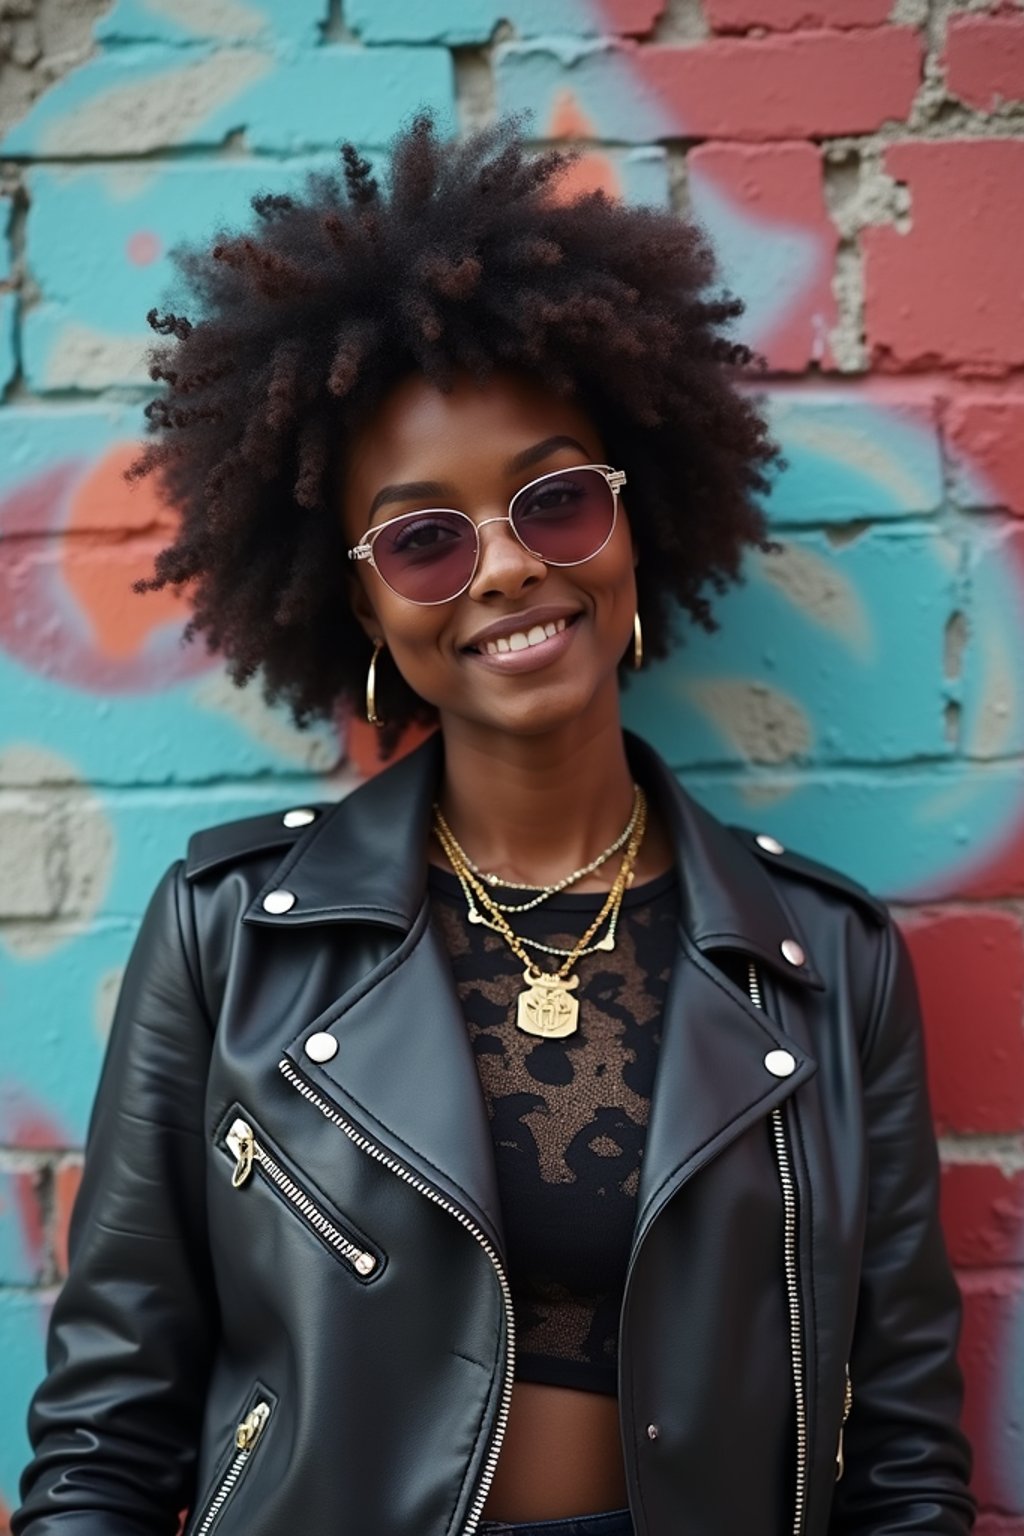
top-left (435, 706), bottom-right (636, 892)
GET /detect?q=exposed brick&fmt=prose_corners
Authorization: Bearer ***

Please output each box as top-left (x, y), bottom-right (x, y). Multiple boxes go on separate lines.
top-left (942, 1165), bottom-right (1024, 1269)
top-left (0, 536), bottom-right (196, 690)
top-left (0, 1167), bottom-right (47, 1283)
top-left (0, 1290), bottom-right (58, 1519)
top-left (2, 45), bottom-right (454, 158)
top-left (975, 1515), bottom-right (1024, 1536)
top-left (688, 143), bottom-right (836, 370)
top-left (497, 30), bottom-right (923, 142)
top-left (94, 0), bottom-right (326, 47)
top-left (864, 141), bottom-right (1024, 374)
top-left (0, 293), bottom-right (14, 393)
top-left (763, 385), bottom-right (943, 522)
top-left (961, 523), bottom-right (1024, 760)
top-left (944, 12), bottom-right (1024, 112)
top-left (946, 392), bottom-right (1024, 516)
top-left (53, 1158), bottom-right (83, 1279)
top-left (957, 1270), bottom-right (1024, 1512)
top-left (0, 405), bottom-right (148, 531)
top-left (345, 0), bottom-right (663, 43)
top-left (632, 527), bottom-right (955, 770)
top-left (705, 0), bottom-right (891, 30)
top-left (678, 760), bottom-right (1024, 905)
top-left (902, 911), bottom-right (1024, 1135)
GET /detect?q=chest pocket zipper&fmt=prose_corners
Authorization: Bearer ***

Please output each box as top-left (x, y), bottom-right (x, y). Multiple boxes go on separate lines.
top-left (191, 1393), bottom-right (273, 1536)
top-left (224, 1116), bottom-right (381, 1279)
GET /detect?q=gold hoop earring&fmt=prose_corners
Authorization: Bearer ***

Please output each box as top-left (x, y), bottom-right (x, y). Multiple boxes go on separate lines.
top-left (632, 611), bottom-right (643, 671)
top-left (366, 640), bottom-right (384, 726)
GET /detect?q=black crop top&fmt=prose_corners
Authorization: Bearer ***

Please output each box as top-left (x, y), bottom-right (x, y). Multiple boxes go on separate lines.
top-left (429, 864), bottom-right (678, 1395)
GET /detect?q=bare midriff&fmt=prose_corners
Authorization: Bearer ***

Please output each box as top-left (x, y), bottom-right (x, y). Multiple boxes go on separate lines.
top-left (481, 1380), bottom-right (628, 1522)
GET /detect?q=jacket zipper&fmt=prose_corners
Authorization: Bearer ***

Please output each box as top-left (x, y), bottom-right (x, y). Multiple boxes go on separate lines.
top-left (747, 963), bottom-right (808, 1536)
top-left (191, 1397), bottom-right (272, 1536)
top-left (836, 1361), bottom-right (853, 1480)
top-left (278, 1057), bottom-right (515, 1536)
top-left (225, 1116), bottom-right (378, 1277)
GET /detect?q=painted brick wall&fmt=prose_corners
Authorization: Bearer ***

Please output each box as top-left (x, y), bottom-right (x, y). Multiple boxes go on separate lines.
top-left (1, 0), bottom-right (1023, 1530)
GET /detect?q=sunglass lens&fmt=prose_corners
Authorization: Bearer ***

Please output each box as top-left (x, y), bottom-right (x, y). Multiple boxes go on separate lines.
top-left (373, 511), bottom-right (477, 603)
top-left (510, 468), bottom-right (615, 565)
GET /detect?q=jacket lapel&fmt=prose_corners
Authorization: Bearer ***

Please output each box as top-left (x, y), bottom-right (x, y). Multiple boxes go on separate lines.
top-left (243, 736), bottom-right (506, 1256)
top-left (246, 732), bottom-right (820, 1262)
top-left (625, 739), bottom-right (820, 1234)
top-left (281, 907), bottom-right (506, 1257)
top-left (633, 932), bottom-right (815, 1246)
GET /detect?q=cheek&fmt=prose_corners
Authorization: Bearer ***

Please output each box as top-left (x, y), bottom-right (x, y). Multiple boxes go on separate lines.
top-left (375, 602), bottom-right (453, 692)
top-left (589, 522), bottom-right (638, 604)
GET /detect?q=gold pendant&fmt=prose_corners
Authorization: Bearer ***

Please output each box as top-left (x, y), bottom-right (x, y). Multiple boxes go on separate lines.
top-left (516, 969), bottom-right (580, 1038)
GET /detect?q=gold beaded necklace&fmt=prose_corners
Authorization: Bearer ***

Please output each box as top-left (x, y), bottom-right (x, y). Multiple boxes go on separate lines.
top-left (432, 789), bottom-right (647, 1039)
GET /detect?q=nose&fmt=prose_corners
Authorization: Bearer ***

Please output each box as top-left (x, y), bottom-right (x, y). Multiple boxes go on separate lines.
top-left (466, 514), bottom-right (547, 601)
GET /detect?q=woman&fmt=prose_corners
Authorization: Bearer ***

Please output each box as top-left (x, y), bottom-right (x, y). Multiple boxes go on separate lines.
top-left (14, 115), bottom-right (973, 1536)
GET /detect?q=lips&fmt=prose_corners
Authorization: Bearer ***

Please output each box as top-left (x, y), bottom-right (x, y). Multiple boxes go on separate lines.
top-left (462, 607), bottom-right (582, 654)
top-left (478, 615), bottom-right (570, 656)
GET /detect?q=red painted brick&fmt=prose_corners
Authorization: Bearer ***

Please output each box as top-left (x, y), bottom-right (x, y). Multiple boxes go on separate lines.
top-left (946, 392), bottom-right (1024, 515)
top-left (641, 29), bottom-right (922, 139)
top-left (975, 1515), bottom-right (1024, 1536)
top-left (941, 1164), bottom-right (1024, 1267)
top-left (864, 141), bottom-right (1024, 374)
top-left (53, 1158), bottom-right (83, 1279)
top-left (957, 1270), bottom-right (1024, 1511)
top-left (688, 143), bottom-right (836, 370)
top-left (944, 12), bottom-right (1024, 112)
top-left (901, 911), bottom-right (1024, 1134)
top-left (599, 0), bottom-right (664, 33)
top-left (705, 0), bottom-right (891, 31)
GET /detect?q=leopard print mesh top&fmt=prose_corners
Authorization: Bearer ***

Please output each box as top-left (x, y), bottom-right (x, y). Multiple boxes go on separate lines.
top-left (429, 863), bottom-right (678, 1395)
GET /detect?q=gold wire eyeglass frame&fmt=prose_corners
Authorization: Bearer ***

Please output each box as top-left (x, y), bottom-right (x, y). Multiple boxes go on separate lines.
top-left (347, 464), bottom-right (627, 605)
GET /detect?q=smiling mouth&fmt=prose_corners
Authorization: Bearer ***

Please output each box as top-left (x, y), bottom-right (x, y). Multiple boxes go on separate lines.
top-left (465, 613), bottom-right (580, 656)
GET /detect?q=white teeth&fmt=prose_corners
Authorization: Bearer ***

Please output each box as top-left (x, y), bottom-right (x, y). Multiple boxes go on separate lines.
top-left (481, 616), bottom-right (571, 657)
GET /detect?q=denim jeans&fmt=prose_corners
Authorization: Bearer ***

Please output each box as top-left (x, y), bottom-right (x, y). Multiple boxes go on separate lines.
top-left (478, 1508), bottom-right (633, 1536)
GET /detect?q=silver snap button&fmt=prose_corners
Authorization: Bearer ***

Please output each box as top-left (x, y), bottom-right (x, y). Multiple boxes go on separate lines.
top-left (283, 808), bottom-right (317, 829)
top-left (263, 889), bottom-right (296, 914)
top-left (765, 1049), bottom-right (797, 1078)
top-left (755, 833), bottom-right (784, 856)
top-left (647, 1423), bottom-right (659, 1440)
top-left (305, 1031), bottom-right (338, 1063)
top-left (780, 938), bottom-right (805, 967)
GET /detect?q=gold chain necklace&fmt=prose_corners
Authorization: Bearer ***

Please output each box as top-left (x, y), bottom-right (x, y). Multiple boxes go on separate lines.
top-left (432, 789), bottom-right (647, 1039)
top-left (439, 853), bottom-right (624, 959)
top-left (433, 785), bottom-right (642, 909)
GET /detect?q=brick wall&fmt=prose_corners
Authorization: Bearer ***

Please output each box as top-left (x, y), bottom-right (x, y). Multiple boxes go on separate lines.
top-left (1, 0), bottom-right (1023, 1529)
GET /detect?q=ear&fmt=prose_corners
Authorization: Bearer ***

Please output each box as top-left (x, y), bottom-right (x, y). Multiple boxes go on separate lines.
top-left (347, 569), bottom-right (382, 645)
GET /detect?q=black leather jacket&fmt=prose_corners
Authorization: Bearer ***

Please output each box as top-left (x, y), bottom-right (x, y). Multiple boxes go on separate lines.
top-left (14, 732), bottom-right (974, 1536)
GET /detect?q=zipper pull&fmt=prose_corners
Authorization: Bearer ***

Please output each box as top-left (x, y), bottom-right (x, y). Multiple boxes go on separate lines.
top-left (226, 1119), bottom-right (256, 1188)
top-left (235, 1400), bottom-right (270, 1451)
top-left (836, 1362), bottom-right (853, 1481)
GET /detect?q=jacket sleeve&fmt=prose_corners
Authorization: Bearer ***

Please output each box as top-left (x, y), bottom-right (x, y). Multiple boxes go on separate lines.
top-left (829, 916), bottom-right (975, 1535)
top-left (13, 861), bottom-right (217, 1536)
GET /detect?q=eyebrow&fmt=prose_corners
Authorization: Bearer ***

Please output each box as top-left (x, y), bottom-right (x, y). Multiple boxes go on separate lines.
top-left (366, 435), bottom-right (592, 520)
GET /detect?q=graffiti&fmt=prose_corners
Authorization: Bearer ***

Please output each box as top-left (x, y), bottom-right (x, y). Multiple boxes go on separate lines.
top-left (0, 0), bottom-right (1021, 1524)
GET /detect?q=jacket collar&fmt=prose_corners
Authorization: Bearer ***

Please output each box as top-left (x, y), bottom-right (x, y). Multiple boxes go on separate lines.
top-left (246, 730), bottom-right (821, 990)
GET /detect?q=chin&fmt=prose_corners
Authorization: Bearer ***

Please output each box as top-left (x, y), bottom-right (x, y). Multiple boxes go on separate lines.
top-left (466, 679), bottom-right (610, 739)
